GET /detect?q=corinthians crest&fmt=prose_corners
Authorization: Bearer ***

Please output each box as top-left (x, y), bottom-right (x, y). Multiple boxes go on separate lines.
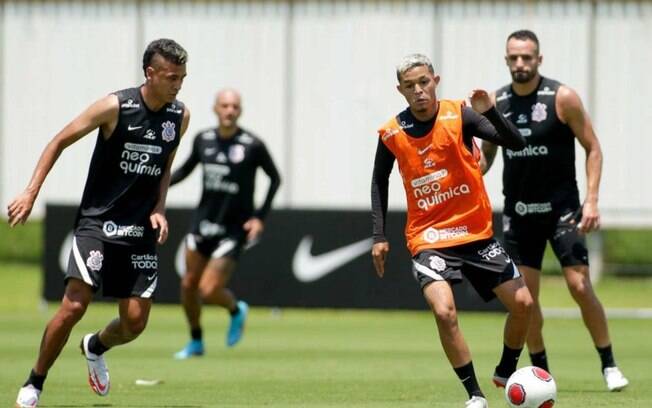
top-left (86, 250), bottom-right (104, 272)
top-left (161, 121), bottom-right (176, 142)
top-left (531, 102), bottom-right (547, 122)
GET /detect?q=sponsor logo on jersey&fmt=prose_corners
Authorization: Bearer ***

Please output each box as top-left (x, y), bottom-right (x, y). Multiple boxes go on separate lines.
top-left (199, 220), bottom-right (226, 237)
top-left (439, 111), bottom-right (458, 120)
top-left (204, 164), bottom-right (239, 193)
top-left (414, 182), bottom-right (471, 211)
top-left (128, 125), bottom-right (143, 131)
top-left (423, 226), bottom-right (469, 244)
top-left (399, 120), bottom-right (414, 130)
top-left (144, 129), bottom-right (156, 140)
top-left (201, 130), bottom-right (216, 139)
top-left (410, 170), bottom-right (448, 188)
top-left (496, 91), bottom-right (512, 102)
top-left (124, 143), bottom-right (162, 154)
top-left (505, 145), bottom-right (549, 159)
top-left (121, 99), bottom-right (140, 109)
top-left (130, 254), bottom-right (158, 270)
top-left (237, 133), bottom-right (254, 144)
top-left (516, 114), bottom-right (528, 124)
top-left (537, 86), bottom-right (556, 96)
top-left (428, 255), bottom-right (447, 272)
top-left (161, 121), bottom-right (176, 142)
top-left (417, 145), bottom-right (432, 155)
top-left (86, 250), bottom-right (104, 272)
top-left (424, 158), bottom-right (435, 169)
top-left (228, 144), bottom-right (245, 163)
top-left (381, 128), bottom-right (399, 141)
top-left (518, 128), bottom-right (532, 137)
top-left (477, 241), bottom-right (510, 262)
top-left (102, 221), bottom-right (145, 238)
top-left (514, 201), bottom-right (552, 216)
top-left (503, 111), bottom-right (513, 118)
top-left (217, 152), bottom-right (228, 163)
top-left (166, 104), bottom-right (183, 114)
top-left (120, 145), bottom-right (162, 176)
top-left (531, 102), bottom-right (547, 122)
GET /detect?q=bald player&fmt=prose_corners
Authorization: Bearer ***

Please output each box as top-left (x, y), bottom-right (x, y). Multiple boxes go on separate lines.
top-left (172, 89), bottom-right (281, 359)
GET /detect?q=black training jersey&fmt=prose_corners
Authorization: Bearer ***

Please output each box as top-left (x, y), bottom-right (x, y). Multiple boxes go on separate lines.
top-left (495, 77), bottom-right (579, 217)
top-left (75, 87), bottom-right (184, 245)
top-left (170, 127), bottom-right (281, 237)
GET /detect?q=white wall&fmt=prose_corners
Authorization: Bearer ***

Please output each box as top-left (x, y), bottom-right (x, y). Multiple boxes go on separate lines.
top-left (1, 0), bottom-right (651, 226)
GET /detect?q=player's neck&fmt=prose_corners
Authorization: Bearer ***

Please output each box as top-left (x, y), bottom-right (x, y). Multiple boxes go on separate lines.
top-left (410, 100), bottom-right (439, 122)
top-left (511, 74), bottom-right (541, 96)
top-left (217, 125), bottom-right (238, 139)
top-left (140, 86), bottom-right (167, 112)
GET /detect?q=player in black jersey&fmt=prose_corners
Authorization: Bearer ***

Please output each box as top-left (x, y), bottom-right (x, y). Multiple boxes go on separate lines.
top-left (8, 39), bottom-right (191, 407)
top-left (481, 30), bottom-right (628, 391)
top-left (171, 89), bottom-right (280, 359)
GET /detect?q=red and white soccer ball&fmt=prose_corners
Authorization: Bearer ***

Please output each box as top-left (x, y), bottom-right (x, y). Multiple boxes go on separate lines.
top-left (505, 366), bottom-right (557, 408)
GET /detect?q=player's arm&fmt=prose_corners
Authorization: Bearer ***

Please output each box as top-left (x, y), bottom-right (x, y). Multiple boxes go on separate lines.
top-left (468, 89), bottom-right (525, 151)
top-left (371, 138), bottom-right (394, 278)
top-left (478, 91), bottom-right (500, 175)
top-left (7, 95), bottom-right (119, 227)
top-left (557, 85), bottom-right (602, 233)
top-left (244, 142), bottom-right (282, 243)
top-left (169, 130), bottom-right (200, 186)
top-left (151, 107), bottom-right (191, 244)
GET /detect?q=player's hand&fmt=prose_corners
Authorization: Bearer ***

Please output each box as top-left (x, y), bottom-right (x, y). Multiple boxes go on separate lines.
top-left (578, 201), bottom-right (600, 234)
top-left (371, 241), bottom-right (390, 278)
top-left (7, 190), bottom-right (37, 227)
top-left (469, 89), bottom-right (493, 114)
top-left (150, 212), bottom-right (169, 244)
top-left (243, 217), bottom-right (264, 243)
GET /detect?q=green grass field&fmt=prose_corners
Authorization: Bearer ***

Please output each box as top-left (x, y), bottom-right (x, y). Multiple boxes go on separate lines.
top-left (1, 263), bottom-right (651, 407)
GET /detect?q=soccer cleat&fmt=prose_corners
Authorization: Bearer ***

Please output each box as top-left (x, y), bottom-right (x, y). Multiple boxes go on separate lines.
top-left (173, 339), bottom-right (205, 359)
top-left (465, 395), bottom-right (489, 408)
top-left (226, 300), bottom-right (249, 347)
top-left (603, 366), bottom-right (629, 392)
top-left (80, 333), bottom-right (110, 396)
top-left (492, 369), bottom-right (508, 388)
top-left (15, 384), bottom-right (40, 408)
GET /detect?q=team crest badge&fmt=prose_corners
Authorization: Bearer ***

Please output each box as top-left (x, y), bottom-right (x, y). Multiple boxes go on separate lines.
top-left (228, 145), bottom-right (245, 163)
top-left (531, 102), bottom-right (547, 122)
top-left (86, 250), bottom-right (104, 272)
top-left (428, 255), bottom-right (446, 272)
top-left (161, 121), bottom-right (176, 142)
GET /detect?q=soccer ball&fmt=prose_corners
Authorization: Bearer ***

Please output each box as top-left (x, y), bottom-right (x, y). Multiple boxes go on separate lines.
top-left (505, 366), bottom-right (557, 408)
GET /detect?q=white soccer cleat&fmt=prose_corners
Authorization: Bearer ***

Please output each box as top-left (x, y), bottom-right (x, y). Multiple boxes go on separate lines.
top-left (465, 395), bottom-right (489, 408)
top-left (81, 333), bottom-right (110, 396)
top-left (603, 366), bottom-right (629, 392)
top-left (15, 384), bottom-right (41, 408)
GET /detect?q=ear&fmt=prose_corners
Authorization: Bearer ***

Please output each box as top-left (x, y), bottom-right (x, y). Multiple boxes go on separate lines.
top-left (504, 55), bottom-right (510, 66)
top-left (538, 54), bottom-right (543, 66)
top-left (145, 66), bottom-right (155, 81)
top-left (433, 75), bottom-right (441, 86)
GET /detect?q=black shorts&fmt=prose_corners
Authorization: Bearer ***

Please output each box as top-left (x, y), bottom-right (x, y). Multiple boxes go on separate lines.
top-left (185, 230), bottom-right (247, 260)
top-left (66, 235), bottom-right (158, 298)
top-left (412, 238), bottom-right (521, 302)
top-left (503, 207), bottom-right (589, 270)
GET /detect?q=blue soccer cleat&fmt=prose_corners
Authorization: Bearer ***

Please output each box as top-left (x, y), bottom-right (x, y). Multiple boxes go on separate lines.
top-left (226, 301), bottom-right (248, 347)
top-left (174, 339), bottom-right (204, 359)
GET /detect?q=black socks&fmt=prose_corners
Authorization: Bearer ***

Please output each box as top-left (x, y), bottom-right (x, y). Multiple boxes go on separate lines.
top-left (454, 361), bottom-right (484, 398)
top-left (88, 333), bottom-right (110, 356)
top-left (24, 369), bottom-right (46, 391)
top-left (596, 344), bottom-right (616, 370)
top-left (529, 350), bottom-right (550, 372)
top-left (191, 327), bottom-right (203, 341)
top-left (495, 344), bottom-right (523, 378)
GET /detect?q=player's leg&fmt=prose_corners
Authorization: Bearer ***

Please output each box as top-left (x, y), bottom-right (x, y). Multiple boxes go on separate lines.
top-left (422, 281), bottom-right (487, 407)
top-left (519, 265), bottom-right (549, 370)
top-left (175, 240), bottom-right (210, 359)
top-left (413, 250), bottom-right (487, 407)
top-left (562, 264), bottom-right (628, 390)
top-left (503, 214), bottom-right (549, 370)
top-left (16, 278), bottom-right (93, 407)
top-left (199, 255), bottom-right (248, 347)
top-left (492, 276), bottom-right (533, 386)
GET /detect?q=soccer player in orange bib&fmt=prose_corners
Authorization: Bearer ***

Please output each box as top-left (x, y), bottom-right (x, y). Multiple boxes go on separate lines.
top-left (371, 54), bottom-right (532, 408)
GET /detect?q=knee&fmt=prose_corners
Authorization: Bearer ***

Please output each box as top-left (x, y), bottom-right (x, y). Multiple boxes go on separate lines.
top-left (512, 290), bottom-right (533, 319)
top-left (180, 274), bottom-right (200, 291)
top-left (123, 317), bottom-right (148, 338)
top-left (568, 278), bottom-right (593, 302)
top-left (60, 301), bottom-right (88, 324)
top-left (432, 305), bottom-right (458, 329)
